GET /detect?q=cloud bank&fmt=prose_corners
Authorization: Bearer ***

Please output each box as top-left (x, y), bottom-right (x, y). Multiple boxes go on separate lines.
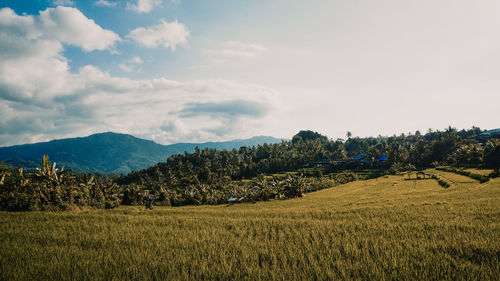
top-left (204, 41), bottom-right (267, 58)
top-left (0, 7), bottom-right (120, 53)
top-left (0, 7), bottom-right (277, 146)
top-left (126, 19), bottom-right (189, 50)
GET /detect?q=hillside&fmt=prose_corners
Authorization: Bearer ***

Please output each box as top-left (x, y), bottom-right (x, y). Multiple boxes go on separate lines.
top-left (0, 133), bottom-right (282, 174)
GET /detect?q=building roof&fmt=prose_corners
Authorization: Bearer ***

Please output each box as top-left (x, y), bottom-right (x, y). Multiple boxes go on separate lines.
top-left (314, 158), bottom-right (331, 165)
top-left (480, 128), bottom-right (500, 136)
top-left (227, 196), bottom-right (244, 202)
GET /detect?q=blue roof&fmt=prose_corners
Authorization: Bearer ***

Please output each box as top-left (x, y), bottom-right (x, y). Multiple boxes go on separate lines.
top-left (354, 154), bottom-right (366, 160)
top-left (378, 156), bottom-right (388, 161)
top-left (480, 128), bottom-right (500, 135)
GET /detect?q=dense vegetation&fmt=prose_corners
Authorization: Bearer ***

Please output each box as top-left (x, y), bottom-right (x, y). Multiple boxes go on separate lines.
top-left (1, 173), bottom-right (499, 280)
top-left (121, 126), bottom-right (498, 185)
top-left (0, 132), bottom-right (281, 174)
top-left (116, 126), bottom-right (499, 202)
top-left (0, 156), bottom-right (120, 211)
top-left (0, 127), bottom-right (499, 211)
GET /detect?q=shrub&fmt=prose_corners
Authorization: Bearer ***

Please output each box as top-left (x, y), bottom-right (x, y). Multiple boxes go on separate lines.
top-left (280, 175), bottom-right (305, 198)
top-left (430, 174), bottom-right (452, 188)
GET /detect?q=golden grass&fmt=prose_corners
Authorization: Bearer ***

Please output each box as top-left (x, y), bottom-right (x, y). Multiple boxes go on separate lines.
top-left (1, 176), bottom-right (499, 280)
top-left (464, 168), bottom-right (495, 176)
top-left (426, 168), bottom-right (479, 189)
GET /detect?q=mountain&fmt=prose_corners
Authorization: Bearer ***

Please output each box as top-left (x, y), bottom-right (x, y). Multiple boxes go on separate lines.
top-left (0, 132), bottom-right (282, 174)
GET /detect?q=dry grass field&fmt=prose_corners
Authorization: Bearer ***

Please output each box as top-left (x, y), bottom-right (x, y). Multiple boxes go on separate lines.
top-left (463, 168), bottom-right (494, 176)
top-left (1, 173), bottom-right (499, 280)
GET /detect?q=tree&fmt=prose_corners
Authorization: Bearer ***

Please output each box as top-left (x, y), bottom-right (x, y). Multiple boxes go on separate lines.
top-left (409, 139), bottom-right (429, 168)
top-left (292, 130), bottom-right (328, 144)
top-left (280, 174), bottom-right (305, 198)
top-left (345, 137), bottom-right (369, 157)
top-left (387, 142), bottom-right (409, 167)
top-left (0, 162), bottom-right (11, 185)
top-left (483, 140), bottom-right (500, 175)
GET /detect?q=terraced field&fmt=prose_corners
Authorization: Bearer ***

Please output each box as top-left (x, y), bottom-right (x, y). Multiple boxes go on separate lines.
top-left (426, 168), bottom-right (481, 189)
top-left (1, 175), bottom-right (499, 280)
top-left (463, 168), bottom-right (494, 176)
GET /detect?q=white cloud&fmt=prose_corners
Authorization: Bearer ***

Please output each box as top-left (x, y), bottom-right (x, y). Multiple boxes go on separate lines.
top-left (0, 6), bottom-right (119, 103)
top-left (130, 56), bottom-right (143, 64)
top-left (118, 56), bottom-right (143, 72)
top-left (0, 7), bottom-right (120, 53)
top-left (127, 19), bottom-right (189, 51)
top-left (126, 19), bottom-right (189, 50)
top-left (94, 0), bottom-right (118, 7)
top-left (0, 7), bottom-right (278, 146)
top-left (38, 7), bottom-right (121, 52)
top-left (126, 0), bottom-right (162, 14)
top-left (204, 41), bottom-right (267, 58)
top-left (53, 0), bottom-right (74, 6)
top-left (0, 8), bottom-right (83, 102)
top-left (225, 41), bottom-right (267, 53)
top-left (118, 63), bottom-right (133, 72)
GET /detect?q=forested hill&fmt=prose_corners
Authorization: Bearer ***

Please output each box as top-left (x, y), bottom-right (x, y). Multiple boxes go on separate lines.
top-left (0, 133), bottom-right (282, 174)
top-left (118, 126), bottom-right (500, 190)
top-left (1, 127), bottom-right (498, 210)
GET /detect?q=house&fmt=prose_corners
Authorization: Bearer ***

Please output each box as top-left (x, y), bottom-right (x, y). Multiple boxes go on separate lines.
top-left (227, 196), bottom-right (244, 203)
top-left (353, 154), bottom-right (366, 160)
top-left (478, 128), bottom-right (500, 141)
top-left (377, 156), bottom-right (388, 161)
top-left (313, 158), bottom-right (331, 166)
top-left (330, 154), bottom-right (369, 169)
top-left (353, 154), bottom-right (371, 165)
top-left (308, 154), bottom-right (388, 170)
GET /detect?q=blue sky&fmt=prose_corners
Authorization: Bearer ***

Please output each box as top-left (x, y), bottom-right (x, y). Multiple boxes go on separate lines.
top-left (1, 0), bottom-right (499, 146)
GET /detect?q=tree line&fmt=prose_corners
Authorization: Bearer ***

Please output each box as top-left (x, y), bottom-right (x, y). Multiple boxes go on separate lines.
top-left (1, 126), bottom-right (499, 211)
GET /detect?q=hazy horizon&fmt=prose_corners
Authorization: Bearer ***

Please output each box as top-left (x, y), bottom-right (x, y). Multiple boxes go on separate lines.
top-left (1, 125), bottom-right (494, 148)
top-left (1, 0), bottom-right (499, 146)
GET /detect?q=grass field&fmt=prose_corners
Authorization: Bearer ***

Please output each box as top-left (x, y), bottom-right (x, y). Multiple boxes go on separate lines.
top-left (426, 168), bottom-right (481, 189)
top-left (463, 168), bottom-right (495, 176)
top-left (1, 175), bottom-right (499, 280)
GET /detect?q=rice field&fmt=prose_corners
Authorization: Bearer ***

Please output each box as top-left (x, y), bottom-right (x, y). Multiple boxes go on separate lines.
top-left (426, 168), bottom-right (481, 189)
top-left (463, 168), bottom-right (494, 176)
top-left (1, 174), bottom-right (499, 280)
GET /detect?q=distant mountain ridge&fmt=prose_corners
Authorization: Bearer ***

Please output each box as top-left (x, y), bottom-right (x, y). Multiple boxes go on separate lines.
top-left (0, 132), bottom-right (283, 174)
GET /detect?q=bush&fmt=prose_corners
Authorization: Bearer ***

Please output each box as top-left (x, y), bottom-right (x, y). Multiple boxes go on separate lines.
top-left (280, 175), bottom-right (305, 198)
top-left (430, 174), bottom-right (452, 188)
top-left (0, 156), bottom-right (122, 211)
top-left (333, 172), bottom-right (358, 185)
top-left (0, 191), bottom-right (39, 211)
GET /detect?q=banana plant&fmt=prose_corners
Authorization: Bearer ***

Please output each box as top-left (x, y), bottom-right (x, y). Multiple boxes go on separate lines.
top-left (35, 155), bottom-right (61, 182)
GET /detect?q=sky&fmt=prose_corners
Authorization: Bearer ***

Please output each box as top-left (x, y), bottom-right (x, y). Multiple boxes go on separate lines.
top-left (0, 0), bottom-right (499, 146)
